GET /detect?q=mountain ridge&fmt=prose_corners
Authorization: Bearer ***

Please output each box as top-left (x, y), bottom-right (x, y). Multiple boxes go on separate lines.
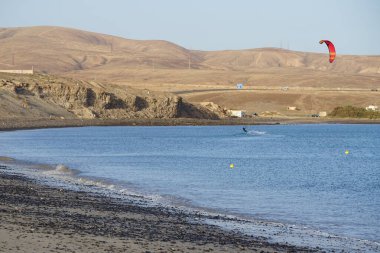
top-left (0, 26), bottom-right (379, 118)
top-left (1, 26), bottom-right (379, 76)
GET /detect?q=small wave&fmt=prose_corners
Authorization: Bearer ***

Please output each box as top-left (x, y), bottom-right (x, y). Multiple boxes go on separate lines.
top-left (55, 164), bottom-right (72, 173)
top-left (43, 164), bottom-right (78, 176)
top-left (36, 162), bottom-right (162, 203)
top-left (247, 130), bottom-right (266, 136)
top-left (77, 177), bottom-right (116, 189)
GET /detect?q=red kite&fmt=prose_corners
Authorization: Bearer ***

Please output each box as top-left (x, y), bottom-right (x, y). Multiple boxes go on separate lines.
top-left (319, 40), bottom-right (336, 63)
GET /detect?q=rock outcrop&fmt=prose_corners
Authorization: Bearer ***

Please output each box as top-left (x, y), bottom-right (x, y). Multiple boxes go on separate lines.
top-left (179, 102), bottom-right (229, 119)
top-left (0, 73), bottom-right (226, 120)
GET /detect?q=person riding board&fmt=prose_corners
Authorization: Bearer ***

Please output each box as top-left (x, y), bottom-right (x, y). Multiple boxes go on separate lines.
top-left (242, 127), bottom-right (248, 133)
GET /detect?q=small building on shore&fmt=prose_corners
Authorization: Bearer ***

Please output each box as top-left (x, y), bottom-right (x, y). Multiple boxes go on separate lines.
top-left (0, 69), bottom-right (34, 74)
top-left (229, 110), bottom-right (246, 118)
top-left (318, 111), bottom-right (327, 117)
top-left (366, 105), bottom-right (378, 111)
top-left (287, 106), bottom-right (298, 111)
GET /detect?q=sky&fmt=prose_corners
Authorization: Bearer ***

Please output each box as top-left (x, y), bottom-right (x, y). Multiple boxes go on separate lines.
top-left (1, 0), bottom-right (379, 55)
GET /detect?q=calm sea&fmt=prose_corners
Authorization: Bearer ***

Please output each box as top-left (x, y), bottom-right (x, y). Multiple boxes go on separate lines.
top-left (1, 124), bottom-right (379, 251)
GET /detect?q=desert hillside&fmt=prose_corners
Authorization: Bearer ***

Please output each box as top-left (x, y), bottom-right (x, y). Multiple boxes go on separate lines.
top-left (1, 26), bottom-right (379, 86)
top-left (0, 26), bottom-right (379, 116)
top-left (0, 72), bottom-right (228, 121)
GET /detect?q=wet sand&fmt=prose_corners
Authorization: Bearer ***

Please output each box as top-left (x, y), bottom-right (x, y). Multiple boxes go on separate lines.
top-left (0, 117), bottom-right (379, 132)
top-left (0, 164), bottom-right (316, 253)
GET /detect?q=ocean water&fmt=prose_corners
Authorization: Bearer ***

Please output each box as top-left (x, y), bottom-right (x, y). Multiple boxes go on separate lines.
top-left (0, 124), bottom-right (379, 251)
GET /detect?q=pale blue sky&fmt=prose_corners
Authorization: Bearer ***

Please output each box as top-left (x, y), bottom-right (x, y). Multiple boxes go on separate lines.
top-left (1, 0), bottom-right (379, 55)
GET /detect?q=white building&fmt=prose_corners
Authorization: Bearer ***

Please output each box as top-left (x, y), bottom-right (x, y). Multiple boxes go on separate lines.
top-left (318, 111), bottom-right (327, 117)
top-left (229, 110), bottom-right (246, 118)
top-left (287, 106), bottom-right (297, 111)
top-left (281, 86), bottom-right (289, 91)
top-left (366, 105), bottom-right (378, 111)
top-left (0, 69), bottom-right (34, 74)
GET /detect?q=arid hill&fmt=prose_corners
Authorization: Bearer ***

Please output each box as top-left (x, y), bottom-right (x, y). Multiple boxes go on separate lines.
top-left (0, 26), bottom-right (197, 73)
top-left (1, 26), bottom-right (379, 88)
top-left (0, 26), bottom-right (379, 116)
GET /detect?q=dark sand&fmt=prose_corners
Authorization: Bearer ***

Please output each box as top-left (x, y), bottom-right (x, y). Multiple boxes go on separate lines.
top-left (1, 117), bottom-right (379, 132)
top-left (0, 164), bottom-right (316, 253)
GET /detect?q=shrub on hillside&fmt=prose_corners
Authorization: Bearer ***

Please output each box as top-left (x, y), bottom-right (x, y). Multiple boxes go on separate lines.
top-left (329, 105), bottom-right (380, 119)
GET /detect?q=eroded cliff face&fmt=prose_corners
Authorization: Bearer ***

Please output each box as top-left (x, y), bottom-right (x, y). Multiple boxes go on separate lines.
top-left (178, 101), bottom-right (229, 120)
top-left (34, 83), bottom-right (183, 119)
top-left (0, 73), bottom-right (225, 120)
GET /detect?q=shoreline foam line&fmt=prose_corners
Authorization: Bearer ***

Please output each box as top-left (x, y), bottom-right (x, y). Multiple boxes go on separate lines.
top-left (1, 157), bottom-right (379, 252)
top-left (1, 160), bottom-right (319, 253)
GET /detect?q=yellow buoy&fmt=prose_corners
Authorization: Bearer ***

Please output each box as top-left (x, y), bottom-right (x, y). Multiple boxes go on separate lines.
top-left (345, 150), bottom-right (349, 155)
top-left (230, 163), bottom-right (234, 169)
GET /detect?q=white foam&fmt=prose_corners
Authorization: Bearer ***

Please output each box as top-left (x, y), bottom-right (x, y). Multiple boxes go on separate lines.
top-left (205, 217), bottom-right (380, 253)
top-left (55, 164), bottom-right (72, 173)
top-left (247, 130), bottom-right (266, 136)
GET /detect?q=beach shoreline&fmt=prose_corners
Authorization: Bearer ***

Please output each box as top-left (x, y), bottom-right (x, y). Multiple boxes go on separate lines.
top-left (0, 162), bottom-right (315, 253)
top-left (1, 125), bottom-right (380, 252)
top-left (1, 117), bottom-right (380, 132)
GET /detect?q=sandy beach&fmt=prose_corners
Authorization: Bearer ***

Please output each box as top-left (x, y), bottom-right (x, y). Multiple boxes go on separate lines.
top-left (0, 162), bottom-right (316, 253)
top-left (1, 117), bottom-right (379, 132)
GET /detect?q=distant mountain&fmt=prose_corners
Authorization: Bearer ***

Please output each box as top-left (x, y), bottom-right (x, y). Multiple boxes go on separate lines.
top-left (0, 26), bottom-right (379, 89)
top-left (0, 26), bottom-right (197, 72)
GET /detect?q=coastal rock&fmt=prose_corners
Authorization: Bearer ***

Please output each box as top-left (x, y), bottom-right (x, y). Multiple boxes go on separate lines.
top-left (0, 73), bottom-right (226, 120)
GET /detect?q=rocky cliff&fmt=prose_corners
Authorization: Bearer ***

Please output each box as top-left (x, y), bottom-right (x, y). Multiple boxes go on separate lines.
top-left (0, 73), bottom-right (226, 120)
